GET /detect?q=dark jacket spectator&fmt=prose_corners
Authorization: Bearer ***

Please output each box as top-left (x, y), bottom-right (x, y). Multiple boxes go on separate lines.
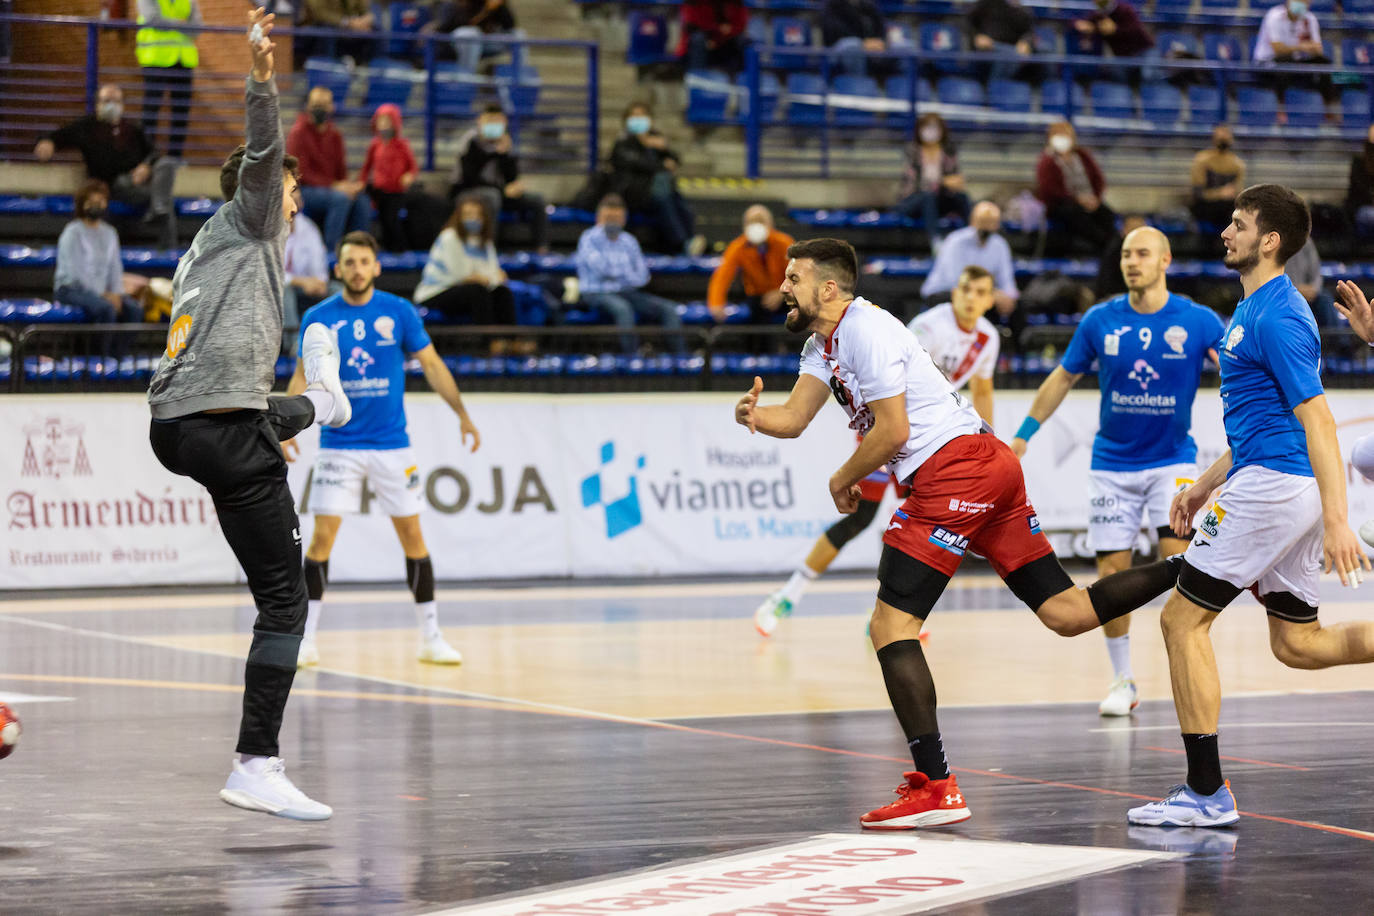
top-left (608, 102), bottom-right (703, 255)
top-left (431, 0), bottom-right (517, 35)
top-left (298, 0), bottom-right (377, 62)
top-left (449, 105), bottom-right (549, 251)
top-left (967, 0), bottom-right (1033, 48)
top-left (1036, 122), bottom-right (1117, 253)
top-left (820, 0), bottom-right (894, 76)
top-left (1190, 124), bottom-right (1245, 229)
top-left (1347, 125), bottom-right (1374, 235)
top-left (679, 0), bottom-right (748, 73)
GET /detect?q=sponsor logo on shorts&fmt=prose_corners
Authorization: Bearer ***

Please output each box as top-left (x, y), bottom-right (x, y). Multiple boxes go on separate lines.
top-left (405, 465), bottom-right (419, 490)
top-left (948, 499), bottom-right (994, 514)
top-left (1028, 513), bottom-right (1041, 535)
top-left (1200, 503), bottom-right (1225, 538)
top-left (1175, 477), bottom-right (1195, 493)
top-left (928, 526), bottom-right (969, 556)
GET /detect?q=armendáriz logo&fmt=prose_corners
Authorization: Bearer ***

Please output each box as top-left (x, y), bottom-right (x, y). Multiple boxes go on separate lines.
top-left (20, 417), bottom-right (92, 479)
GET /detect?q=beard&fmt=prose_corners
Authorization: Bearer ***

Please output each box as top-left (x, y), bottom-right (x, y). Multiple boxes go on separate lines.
top-left (344, 276), bottom-right (375, 297)
top-left (1223, 241), bottom-right (1260, 275)
top-left (783, 291), bottom-right (820, 332)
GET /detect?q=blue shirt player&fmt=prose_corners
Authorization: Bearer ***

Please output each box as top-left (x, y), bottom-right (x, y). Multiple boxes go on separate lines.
top-left (1128, 184), bottom-right (1374, 829)
top-left (1012, 227), bottom-right (1226, 718)
top-left (286, 231), bottom-right (482, 669)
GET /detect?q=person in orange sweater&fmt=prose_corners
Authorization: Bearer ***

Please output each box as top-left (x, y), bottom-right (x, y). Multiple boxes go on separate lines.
top-left (360, 102), bottom-right (420, 252)
top-left (706, 204), bottom-right (794, 322)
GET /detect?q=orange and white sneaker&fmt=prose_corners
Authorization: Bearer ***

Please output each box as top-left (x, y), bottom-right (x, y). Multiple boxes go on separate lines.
top-left (860, 771), bottom-right (971, 830)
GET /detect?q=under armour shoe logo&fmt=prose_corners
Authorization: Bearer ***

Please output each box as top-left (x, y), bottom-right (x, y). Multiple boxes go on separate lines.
top-left (944, 793), bottom-right (963, 805)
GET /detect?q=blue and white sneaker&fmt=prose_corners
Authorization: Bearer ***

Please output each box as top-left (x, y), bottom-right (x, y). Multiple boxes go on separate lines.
top-left (1127, 781), bottom-right (1239, 827)
top-left (753, 590), bottom-right (794, 637)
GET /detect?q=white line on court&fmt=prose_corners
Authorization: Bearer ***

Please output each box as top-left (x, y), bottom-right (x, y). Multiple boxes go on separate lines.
top-left (1090, 720), bottom-right (1374, 733)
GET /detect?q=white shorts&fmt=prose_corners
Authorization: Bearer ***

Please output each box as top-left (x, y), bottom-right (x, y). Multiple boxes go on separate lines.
top-left (308, 448), bottom-right (425, 517)
top-left (1180, 465), bottom-right (1323, 615)
top-left (1087, 463), bottom-right (1197, 552)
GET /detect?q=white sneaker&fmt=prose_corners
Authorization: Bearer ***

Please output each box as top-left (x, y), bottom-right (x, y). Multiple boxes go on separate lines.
top-left (418, 634), bottom-right (463, 665)
top-left (753, 590), bottom-right (794, 637)
top-left (297, 638), bottom-right (319, 668)
top-left (220, 757), bottom-right (332, 821)
top-left (1099, 676), bottom-right (1139, 717)
top-left (302, 323), bottom-right (351, 427)
top-left (1359, 519), bottom-right (1374, 549)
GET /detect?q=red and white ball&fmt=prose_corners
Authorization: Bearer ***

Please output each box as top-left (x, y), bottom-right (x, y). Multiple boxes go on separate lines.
top-left (0, 704), bottom-right (20, 760)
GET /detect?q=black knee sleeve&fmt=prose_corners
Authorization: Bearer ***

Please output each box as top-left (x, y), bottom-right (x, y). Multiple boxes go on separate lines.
top-left (824, 498), bottom-right (881, 550)
top-left (876, 545), bottom-right (951, 618)
top-left (265, 394), bottom-right (316, 441)
top-left (1260, 589), bottom-right (1318, 624)
top-left (1005, 553), bottom-right (1075, 610)
top-left (304, 558), bottom-right (328, 601)
top-left (1176, 559), bottom-right (1241, 613)
top-left (1156, 525), bottom-right (1192, 544)
top-left (406, 555), bottom-right (435, 604)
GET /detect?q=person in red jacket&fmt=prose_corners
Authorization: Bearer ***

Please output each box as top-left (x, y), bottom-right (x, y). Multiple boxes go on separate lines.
top-left (680, 0), bottom-right (749, 73)
top-left (286, 86), bottom-right (371, 250)
top-left (1035, 120), bottom-right (1117, 254)
top-left (360, 103), bottom-right (420, 252)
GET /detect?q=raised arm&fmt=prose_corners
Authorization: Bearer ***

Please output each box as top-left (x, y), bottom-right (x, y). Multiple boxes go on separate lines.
top-left (735, 373), bottom-right (830, 439)
top-left (229, 9), bottom-right (285, 241)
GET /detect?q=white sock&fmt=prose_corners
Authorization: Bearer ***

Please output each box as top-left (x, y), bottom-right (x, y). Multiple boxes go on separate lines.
top-left (303, 599), bottom-right (322, 642)
top-left (238, 753), bottom-right (272, 772)
top-left (1353, 434), bottom-right (1374, 482)
top-left (1106, 634), bottom-right (1132, 681)
top-left (416, 600), bottom-right (440, 640)
top-left (779, 566), bottom-right (817, 604)
top-left (302, 388), bottom-right (336, 425)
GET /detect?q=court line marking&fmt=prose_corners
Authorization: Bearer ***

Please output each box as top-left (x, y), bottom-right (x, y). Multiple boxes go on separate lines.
top-left (3, 613), bottom-right (1371, 845)
top-left (1142, 745), bottom-right (1313, 771)
top-left (1091, 721), bottom-right (1374, 733)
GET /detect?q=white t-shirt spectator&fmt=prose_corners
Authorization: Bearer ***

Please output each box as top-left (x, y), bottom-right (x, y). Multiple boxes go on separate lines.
top-left (1253, 4), bottom-right (1321, 63)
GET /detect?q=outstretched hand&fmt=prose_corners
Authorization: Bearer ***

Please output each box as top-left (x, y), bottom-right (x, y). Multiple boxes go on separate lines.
top-left (248, 8), bottom-right (275, 82)
top-left (1169, 482), bottom-right (1211, 538)
top-left (1335, 280), bottom-right (1374, 344)
top-left (735, 375), bottom-right (763, 434)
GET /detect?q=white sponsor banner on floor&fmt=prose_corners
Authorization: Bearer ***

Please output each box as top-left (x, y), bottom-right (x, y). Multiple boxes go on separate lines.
top-left (5, 390), bottom-right (1374, 587)
top-left (431, 833), bottom-right (1175, 916)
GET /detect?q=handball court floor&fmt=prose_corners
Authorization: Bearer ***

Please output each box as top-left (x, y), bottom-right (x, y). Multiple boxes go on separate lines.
top-left (3, 568), bottom-right (1374, 915)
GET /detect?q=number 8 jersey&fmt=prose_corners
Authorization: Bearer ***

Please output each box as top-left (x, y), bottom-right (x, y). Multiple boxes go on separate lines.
top-left (1059, 293), bottom-right (1227, 472)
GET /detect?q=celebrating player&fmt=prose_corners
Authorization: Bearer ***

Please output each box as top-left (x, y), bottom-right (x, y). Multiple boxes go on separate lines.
top-left (1011, 227), bottom-right (1226, 716)
top-left (1128, 185), bottom-right (1374, 827)
top-left (735, 238), bottom-right (1182, 830)
top-left (146, 9), bottom-right (347, 821)
top-left (287, 231), bottom-right (481, 668)
top-left (751, 265), bottom-right (999, 637)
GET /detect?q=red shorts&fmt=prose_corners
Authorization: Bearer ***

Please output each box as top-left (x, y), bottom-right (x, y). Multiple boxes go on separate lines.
top-left (882, 434), bottom-right (1054, 578)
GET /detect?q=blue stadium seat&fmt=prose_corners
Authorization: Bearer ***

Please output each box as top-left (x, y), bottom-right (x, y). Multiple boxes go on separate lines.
top-left (831, 75), bottom-right (884, 127)
top-left (1140, 83), bottom-right (1183, 125)
top-left (494, 64), bottom-right (541, 116)
top-left (1342, 39), bottom-right (1374, 87)
top-left (1040, 80), bottom-right (1086, 116)
top-left (771, 16), bottom-right (814, 69)
top-left (785, 72), bottom-right (827, 125)
top-left (884, 74), bottom-right (932, 103)
top-left (1156, 31), bottom-right (1201, 62)
top-left (919, 23), bottom-right (964, 75)
top-left (304, 57), bottom-right (352, 103)
top-left (1348, 0), bottom-right (1374, 11)
top-left (1284, 88), bottom-right (1326, 128)
top-left (987, 79), bottom-right (1032, 113)
top-left (431, 63), bottom-right (479, 118)
top-left (1236, 87), bottom-right (1279, 126)
top-left (936, 76), bottom-right (984, 106)
top-left (1153, 0), bottom-right (1191, 10)
top-left (387, 3), bottom-right (430, 58)
top-left (0, 196), bottom-right (45, 214)
top-left (1306, 0), bottom-right (1336, 11)
top-left (737, 71), bottom-right (781, 124)
top-left (1090, 81), bottom-right (1135, 119)
top-left (363, 59), bottom-right (416, 110)
top-left (686, 69), bottom-right (733, 124)
top-left (627, 11), bottom-right (673, 66)
top-left (1343, 88), bottom-right (1372, 126)
top-left (1187, 85), bottom-right (1225, 124)
top-left (1204, 35), bottom-right (1245, 66)
top-left (175, 197), bottom-right (221, 217)
top-left (0, 298), bottom-right (86, 323)
top-left (1032, 27), bottom-right (1060, 55)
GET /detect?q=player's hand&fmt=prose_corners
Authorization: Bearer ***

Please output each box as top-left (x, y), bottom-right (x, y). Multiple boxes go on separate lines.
top-left (280, 438), bottom-right (300, 462)
top-left (248, 8), bottom-right (275, 82)
top-left (1335, 279), bottom-right (1374, 344)
top-left (1170, 483), bottom-right (1211, 538)
top-left (735, 375), bottom-right (763, 433)
top-left (459, 414), bottom-right (481, 452)
top-left (1323, 522), bottom-right (1371, 587)
top-left (829, 475), bottom-right (862, 514)
top-left (1009, 437), bottom-right (1027, 458)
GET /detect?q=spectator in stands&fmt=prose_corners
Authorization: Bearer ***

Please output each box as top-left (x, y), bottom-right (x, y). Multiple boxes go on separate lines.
top-left (820, 0), bottom-right (895, 77)
top-left (966, 0), bottom-right (1034, 82)
top-left (1036, 121), bottom-right (1116, 253)
top-left (1345, 124), bottom-right (1374, 236)
top-left (136, 0), bottom-right (200, 161)
top-left (707, 205), bottom-right (794, 322)
top-left (895, 113), bottom-right (971, 249)
top-left (450, 104), bottom-right (549, 253)
top-left (1190, 124), bottom-right (1245, 230)
top-left (427, 0), bottom-right (520, 72)
top-left (288, 86), bottom-right (371, 250)
top-left (53, 180), bottom-right (138, 324)
top-left (283, 207), bottom-right (331, 355)
top-left (1253, 0), bottom-right (1334, 109)
top-left (1286, 237), bottom-right (1337, 326)
top-left (415, 194), bottom-right (530, 353)
top-left (575, 194), bottom-right (686, 354)
top-left (360, 103), bottom-right (421, 252)
top-left (34, 83), bottom-right (181, 250)
top-left (1072, 0), bottom-right (1156, 83)
top-left (609, 102), bottom-right (706, 256)
top-left (680, 0), bottom-right (749, 74)
top-left (297, 0), bottom-right (377, 63)
top-left (921, 200), bottom-right (1017, 315)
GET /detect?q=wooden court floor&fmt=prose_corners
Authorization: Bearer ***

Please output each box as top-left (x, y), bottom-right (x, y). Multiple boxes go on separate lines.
top-left (2, 569), bottom-right (1373, 914)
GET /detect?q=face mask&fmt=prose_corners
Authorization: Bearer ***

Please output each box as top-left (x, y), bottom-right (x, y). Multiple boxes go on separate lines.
top-left (918, 125), bottom-right (942, 144)
top-left (480, 121), bottom-right (505, 140)
top-left (83, 205), bottom-right (107, 221)
top-left (976, 228), bottom-right (993, 243)
top-left (1050, 134), bottom-right (1073, 154)
top-left (1288, 0), bottom-right (1307, 15)
top-left (626, 115), bottom-right (651, 136)
top-left (378, 128), bottom-right (395, 140)
top-left (1215, 139), bottom-right (1232, 152)
top-left (309, 107), bottom-right (330, 126)
top-left (97, 102), bottom-right (122, 123)
top-left (744, 222), bottom-right (769, 246)
top-left (603, 222), bottom-right (624, 238)
top-left (461, 219), bottom-right (483, 237)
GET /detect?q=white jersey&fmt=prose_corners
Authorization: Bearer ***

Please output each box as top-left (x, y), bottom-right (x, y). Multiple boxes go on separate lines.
top-left (799, 297), bottom-right (983, 483)
top-left (906, 303), bottom-right (1000, 390)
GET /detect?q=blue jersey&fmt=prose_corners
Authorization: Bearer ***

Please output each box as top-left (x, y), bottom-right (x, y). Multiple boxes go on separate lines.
top-left (1061, 293), bottom-right (1227, 471)
top-left (299, 290), bottom-right (432, 451)
top-left (1218, 273), bottom-right (1323, 478)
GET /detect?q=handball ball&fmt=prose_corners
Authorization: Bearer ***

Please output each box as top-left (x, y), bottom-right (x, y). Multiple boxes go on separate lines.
top-left (0, 704), bottom-right (20, 760)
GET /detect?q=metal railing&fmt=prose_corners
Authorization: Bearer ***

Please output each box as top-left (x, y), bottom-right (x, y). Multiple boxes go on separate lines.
top-left (733, 44), bottom-right (1374, 178)
top-left (0, 14), bottom-right (599, 174)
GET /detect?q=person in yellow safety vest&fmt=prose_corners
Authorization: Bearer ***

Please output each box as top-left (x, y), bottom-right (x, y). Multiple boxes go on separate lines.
top-left (136, 0), bottom-right (201, 160)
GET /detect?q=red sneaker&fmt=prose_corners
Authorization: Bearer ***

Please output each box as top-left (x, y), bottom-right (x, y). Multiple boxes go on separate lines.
top-left (860, 771), bottom-right (971, 830)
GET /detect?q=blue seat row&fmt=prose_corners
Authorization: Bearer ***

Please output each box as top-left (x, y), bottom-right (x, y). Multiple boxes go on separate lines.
top-left (303, 57), bottom-right (542, 118)
top-left (0, 194), bottom-right (224, 219)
